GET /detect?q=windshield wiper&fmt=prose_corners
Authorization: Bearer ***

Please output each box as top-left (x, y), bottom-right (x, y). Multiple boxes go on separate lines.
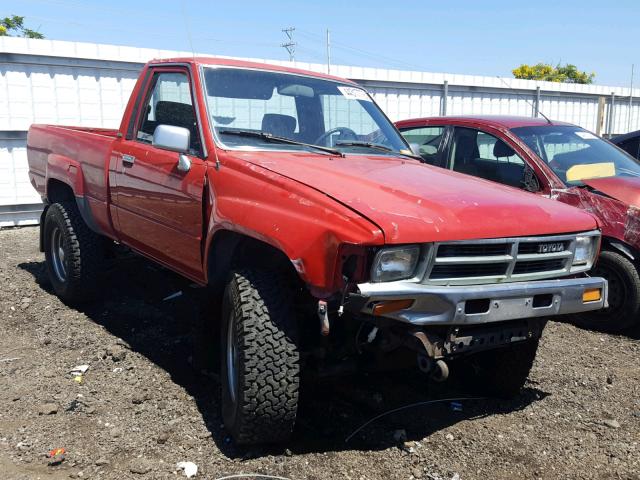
top-left (335, 141), bottom-right (422, 160)
top-left (219, 129), bottom-right (344, 157)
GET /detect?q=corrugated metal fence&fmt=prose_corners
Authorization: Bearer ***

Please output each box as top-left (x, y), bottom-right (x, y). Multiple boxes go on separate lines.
top-left (2, 36), bottom-right (640, 226)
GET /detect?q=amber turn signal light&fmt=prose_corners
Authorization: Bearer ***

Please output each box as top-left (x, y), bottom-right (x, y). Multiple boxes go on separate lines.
top-left (372, 299), bottom-right (414, 316)
top-left (582, 288), bottom-right (602, 303)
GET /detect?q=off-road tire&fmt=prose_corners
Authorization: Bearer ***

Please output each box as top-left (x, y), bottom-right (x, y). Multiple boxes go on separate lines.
top-left (465, 339), bottom-right (540, 398)
top-left (221, 268), bottom-right (300, 445)
top-left (573, 250), bottom-right (640, 332)
top-left (43, 201), bottom-right (103, 304)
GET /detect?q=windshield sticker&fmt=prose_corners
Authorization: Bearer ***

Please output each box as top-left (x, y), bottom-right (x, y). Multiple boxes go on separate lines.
top-left (566, 162), bottom-right (615, 182)
top-left (575, 131), bottom-right (598, 140)
top-left (338, 86), bottom-right (372, 102)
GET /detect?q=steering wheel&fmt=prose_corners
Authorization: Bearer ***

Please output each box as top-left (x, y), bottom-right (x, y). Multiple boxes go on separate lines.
top-left (315, 127), bottom-right (358, 147)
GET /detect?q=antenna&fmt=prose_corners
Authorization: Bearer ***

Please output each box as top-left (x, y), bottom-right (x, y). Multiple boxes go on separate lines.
top-left (629, 64), bottom-right (635, 132)
top-left (495, 75), bottom-right (552, 124)
top-left (180, 0), bottom-right (196, 60)
top-left (281, 27), bottom-right (296, 62)
top-left (326, 29), bottom-right (331, 74)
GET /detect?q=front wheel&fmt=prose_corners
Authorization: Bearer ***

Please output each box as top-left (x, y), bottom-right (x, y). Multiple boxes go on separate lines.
top-left (573, 250), bottom-right (640, 332)
top-left (221, 268), bottom-right (300, 445)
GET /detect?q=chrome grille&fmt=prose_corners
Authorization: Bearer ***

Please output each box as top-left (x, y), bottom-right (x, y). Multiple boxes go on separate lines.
top-left (423, 233), bottom-right (590, 285)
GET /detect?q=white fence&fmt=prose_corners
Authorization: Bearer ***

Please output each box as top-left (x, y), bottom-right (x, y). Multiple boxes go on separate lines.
top-left (2, 36), bottom-right (640, 226)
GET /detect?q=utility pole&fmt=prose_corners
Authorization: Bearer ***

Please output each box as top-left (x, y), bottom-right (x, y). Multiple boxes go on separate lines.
top-left (629, 64), bottom-right (635, 132)
top-left (326, 29), bottom-right (331, 74)
top-left (281, 27), bottom-right (296, 62)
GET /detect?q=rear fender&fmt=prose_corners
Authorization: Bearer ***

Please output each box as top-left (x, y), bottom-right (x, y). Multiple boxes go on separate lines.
top-left (46, 154), bottom-right (85, 197)
top-left (45, 155), bottom-right (103, 236)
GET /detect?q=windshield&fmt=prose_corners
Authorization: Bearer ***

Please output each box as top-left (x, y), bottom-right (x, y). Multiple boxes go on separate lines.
top-left (202, 67), bottom-right (409, 155)
top-left (512, 125), bottom-right (640, 186)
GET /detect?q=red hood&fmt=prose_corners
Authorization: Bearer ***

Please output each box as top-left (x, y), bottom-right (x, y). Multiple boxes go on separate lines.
top-left (582, 176), bottom-right (640, 208)
top-left (242, 152), bottom-right (598, 243)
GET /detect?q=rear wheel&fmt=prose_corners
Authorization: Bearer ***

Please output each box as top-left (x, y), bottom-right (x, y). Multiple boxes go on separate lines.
top-left (43, 202), bottom-right (103, 304)
top-left (573, 250), bottom-right (640, 332)
top-left (221, 268), bottom-right (300, 445)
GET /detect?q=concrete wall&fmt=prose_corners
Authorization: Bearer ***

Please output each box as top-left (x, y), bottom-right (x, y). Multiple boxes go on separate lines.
top-left (2, 36), bottom-right (639, 226)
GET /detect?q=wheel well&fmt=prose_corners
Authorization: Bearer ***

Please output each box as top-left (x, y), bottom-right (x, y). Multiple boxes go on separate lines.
top-left (601, 237), bottom-right (639, 264)
top-left (47, 179), bottom-right (75, 203)
top-left (207, 231), bottom-right (301, 295)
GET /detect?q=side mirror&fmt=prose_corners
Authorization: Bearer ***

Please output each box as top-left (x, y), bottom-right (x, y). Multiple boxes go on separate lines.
top-left (153, 124), bottom-right (190, 153)
top-left (409, 143), bottom-right (421, 157)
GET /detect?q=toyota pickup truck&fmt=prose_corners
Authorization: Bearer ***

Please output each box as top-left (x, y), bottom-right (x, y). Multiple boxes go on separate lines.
top-left (396, 116), bottom-right (639, 332)
top-left (28, 58), bottom-right (607, 445)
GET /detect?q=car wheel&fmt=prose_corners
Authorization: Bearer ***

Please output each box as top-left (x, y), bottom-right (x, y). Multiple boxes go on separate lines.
top-left (43, 202), bottom-right (103, 304)
top-left (573, 250), bottom-right (640, 332)
top-left (221, 268), bottom-right (300, 445)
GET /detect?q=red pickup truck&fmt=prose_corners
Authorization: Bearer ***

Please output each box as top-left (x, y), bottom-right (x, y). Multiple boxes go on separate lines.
top-left (396, 116), bottom-right (640, 332)
top-left (28, 58), bottom-right (607, 445)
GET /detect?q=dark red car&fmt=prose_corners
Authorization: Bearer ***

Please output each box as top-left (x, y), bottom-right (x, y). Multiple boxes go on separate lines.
top-left (396, 116), bottom-right (640, 332)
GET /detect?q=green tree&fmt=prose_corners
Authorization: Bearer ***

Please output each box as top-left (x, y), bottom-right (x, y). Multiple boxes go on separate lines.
top-left (512, 63), bottom-right (594, 84)
top-left (0, 15), bottom-right (44, 39)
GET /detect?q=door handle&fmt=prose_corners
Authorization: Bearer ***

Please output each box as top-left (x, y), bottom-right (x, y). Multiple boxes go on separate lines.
top-left (122, 154), bottom-right (136, 167)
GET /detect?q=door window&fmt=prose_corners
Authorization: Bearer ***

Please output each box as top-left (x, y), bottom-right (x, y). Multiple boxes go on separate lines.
top-left (136, 71), bottom-right (201, 154)
top-left (449, 127), bottom-right (528, 188)
top-left (398, 126), bottom-right (445, 165)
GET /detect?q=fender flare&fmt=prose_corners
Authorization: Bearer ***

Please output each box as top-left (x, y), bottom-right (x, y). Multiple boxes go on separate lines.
top-left (605, 239), bottom-right (637, 262)
top-left (45, 155), bottom-right (104, 236)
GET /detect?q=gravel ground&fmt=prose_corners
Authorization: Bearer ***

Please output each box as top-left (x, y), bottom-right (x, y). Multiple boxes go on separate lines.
top-left (1, 226), bottom-right (639, 480)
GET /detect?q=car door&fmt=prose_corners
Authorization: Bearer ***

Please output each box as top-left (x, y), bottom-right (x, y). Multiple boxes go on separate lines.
top-left (111, 67), bottom-right (207, 281)
top-left (446, 126), bottom-right (545, 193)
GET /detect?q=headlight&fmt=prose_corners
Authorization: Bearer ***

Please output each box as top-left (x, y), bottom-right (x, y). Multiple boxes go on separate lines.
top-left (371, 245), bottom-right (420, 282)
top-left (572, 234), bottom-right (599, 267)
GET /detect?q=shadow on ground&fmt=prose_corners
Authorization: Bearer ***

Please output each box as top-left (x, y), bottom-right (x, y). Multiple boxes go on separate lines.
top-left (20, 255), bottom-right (549, 458)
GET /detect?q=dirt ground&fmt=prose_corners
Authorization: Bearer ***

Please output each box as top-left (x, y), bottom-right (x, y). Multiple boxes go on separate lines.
top-left (0, 226), bottom-right (639, 480)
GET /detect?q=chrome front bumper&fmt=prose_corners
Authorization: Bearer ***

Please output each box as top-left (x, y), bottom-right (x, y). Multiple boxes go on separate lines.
top-left (350, 276), bottom-right (608, 326)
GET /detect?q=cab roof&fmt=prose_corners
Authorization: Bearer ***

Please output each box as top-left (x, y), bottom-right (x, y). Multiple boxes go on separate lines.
top-left (396, 115), bottom-right (575, 130)
top-left (149, 56), bottom-right (358, 85)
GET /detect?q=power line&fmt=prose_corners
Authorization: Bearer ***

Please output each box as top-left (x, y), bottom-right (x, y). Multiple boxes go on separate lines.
top-left (281, 27), bottom-right (296, 62)
top-left (23, 14), bottom-right (280, 50)
top-left (297, 29), bottom-right (427, 71)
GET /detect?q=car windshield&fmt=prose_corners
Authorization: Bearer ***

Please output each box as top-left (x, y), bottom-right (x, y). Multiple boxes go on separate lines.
top-left (202, 67), bottom-right (409, 155)
top-left (512, 125), bottom-right (640, 186)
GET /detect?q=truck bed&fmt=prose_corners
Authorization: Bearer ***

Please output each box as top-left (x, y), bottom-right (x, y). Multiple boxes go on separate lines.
top-left (27, 124), bottom-right (119, 238)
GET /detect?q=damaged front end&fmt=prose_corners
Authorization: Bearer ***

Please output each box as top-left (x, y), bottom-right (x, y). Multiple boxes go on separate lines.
top-left (311, 231), bottom-right (608, 382)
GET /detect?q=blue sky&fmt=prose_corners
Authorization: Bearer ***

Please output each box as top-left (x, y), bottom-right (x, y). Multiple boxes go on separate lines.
top-left (6, 0), bottom-right (640, 86)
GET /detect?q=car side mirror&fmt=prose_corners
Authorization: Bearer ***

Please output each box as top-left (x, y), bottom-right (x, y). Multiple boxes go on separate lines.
top-left (522, 164), bottom-right (541, 192)
top-left (153, 124), bottom-right (190, 153)
top-left (153, 124), bottom-right (191, 173)
top-left (409, 143), bottom-right (421, 157)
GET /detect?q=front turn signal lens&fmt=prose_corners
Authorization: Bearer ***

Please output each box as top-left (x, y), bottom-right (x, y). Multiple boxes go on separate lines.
top-left (372, 299), bottom-right (414, 316)
top-left (583, 288), bottom-right (601, 303)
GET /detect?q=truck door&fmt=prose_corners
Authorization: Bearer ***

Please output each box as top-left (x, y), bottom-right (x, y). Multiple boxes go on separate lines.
top-left (111, 67), bottom-right (207, 281)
